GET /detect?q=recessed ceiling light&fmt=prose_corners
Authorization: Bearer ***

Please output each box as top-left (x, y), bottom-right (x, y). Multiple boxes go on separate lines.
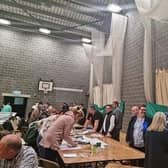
top-left (39, 28), bottom-right (51, 34)
top-left (107, 4), bottom-right (122, 13)
top-left (0, 18), bottom-right (11, 25)
top-left (81, 38), bottom-right (91, 43)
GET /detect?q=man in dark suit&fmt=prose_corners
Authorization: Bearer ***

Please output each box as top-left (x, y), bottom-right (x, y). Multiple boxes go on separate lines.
top-left (126, 105), bottom-right (152, 152)
top-left (102, 105), bottom-right (115, 137)
top-left (111, 101), bottom-right (123, 141)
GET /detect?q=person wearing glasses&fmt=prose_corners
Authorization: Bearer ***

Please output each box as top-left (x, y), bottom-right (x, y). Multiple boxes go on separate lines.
top-left (126, 105), bottom-right (151, 152)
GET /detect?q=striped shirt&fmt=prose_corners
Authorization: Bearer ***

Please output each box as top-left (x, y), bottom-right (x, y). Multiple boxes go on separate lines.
top-left (0, 146), bottom-right (38, 168)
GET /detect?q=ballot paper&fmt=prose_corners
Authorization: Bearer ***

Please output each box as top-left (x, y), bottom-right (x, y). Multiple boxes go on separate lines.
top-left (77, 129), bottom-right (94, 135)
top-left (60, 146), bottom-right (82, 151)
top-left (74, 135), bottom-right (108, 148)
top-left (90, 134), bottom-right (103, 138)
top-left (59, 140), bottom-right (82, 150)
top-left (63, 154), bottom-right (77, 158)
top-left (73, 135), bottom-right (90, 144)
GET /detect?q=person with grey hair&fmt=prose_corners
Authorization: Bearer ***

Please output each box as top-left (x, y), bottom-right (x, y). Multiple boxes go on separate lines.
top-left (0, 134), bottom-right (38, 168)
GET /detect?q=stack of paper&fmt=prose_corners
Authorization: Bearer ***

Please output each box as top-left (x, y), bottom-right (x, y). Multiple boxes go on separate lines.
top-left (59, 140), bottom-right (82, 151)
top-left (63, 154), bottom-right (77, 158)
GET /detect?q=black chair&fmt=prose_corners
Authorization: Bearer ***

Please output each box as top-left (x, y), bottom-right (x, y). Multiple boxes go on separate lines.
top-left (38, 158), bottom-right (60, 168)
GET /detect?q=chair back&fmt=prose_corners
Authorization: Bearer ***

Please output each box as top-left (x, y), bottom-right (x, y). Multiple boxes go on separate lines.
top-left (38, 158), bottom-right (60, 168)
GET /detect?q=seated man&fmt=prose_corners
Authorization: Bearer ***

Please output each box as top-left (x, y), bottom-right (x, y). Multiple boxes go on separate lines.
top-left (0, 134), bottom-right (38, 168)
top-left (84, 106), bottom-right (103, 132)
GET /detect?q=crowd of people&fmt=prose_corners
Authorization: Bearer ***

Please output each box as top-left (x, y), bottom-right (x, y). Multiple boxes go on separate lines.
top-left (0, 100), bottom-right (168, 168)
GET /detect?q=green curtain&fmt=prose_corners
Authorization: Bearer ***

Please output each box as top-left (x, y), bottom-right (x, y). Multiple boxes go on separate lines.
top-left (146, 102), bottom-right (168, 118)
top-left (119, 100), bottom-right (125, 113)
top-left (94, 101), bottom-right (125, 116)
top-left (94, 104), bottom-right (106, 116)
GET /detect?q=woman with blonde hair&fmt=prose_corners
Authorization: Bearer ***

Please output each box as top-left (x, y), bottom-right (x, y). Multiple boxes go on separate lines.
top-left (145, 112), bottom-right (168, 168)
top-left (39, 105), bottom-right (83, 166)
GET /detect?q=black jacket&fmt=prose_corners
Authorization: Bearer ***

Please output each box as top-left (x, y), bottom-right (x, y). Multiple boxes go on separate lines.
top-left (102, 110), bottom-right (121, 141)
top-left (102, 111), bottom-right (114, 135)
top-left (145, 130), bottom-right (168, 168)
top-left (126, 116), bottom-right (152, 147)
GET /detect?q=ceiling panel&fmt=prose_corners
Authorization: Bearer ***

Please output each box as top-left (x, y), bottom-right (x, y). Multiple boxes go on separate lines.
top-left (0, 0), bottom-right (134, 41)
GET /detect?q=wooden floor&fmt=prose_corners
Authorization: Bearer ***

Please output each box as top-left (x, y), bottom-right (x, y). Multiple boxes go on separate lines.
top-left (120, 131), bottom-right (127, 145)
top-left (105, 162), bottom-right (142, 168)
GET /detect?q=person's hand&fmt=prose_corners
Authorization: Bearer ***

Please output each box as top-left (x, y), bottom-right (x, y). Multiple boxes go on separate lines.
top-left (106, 133), bottom-right (111, 137)
top-left (126, 141), bottom-right (130, 146)
top-left (68, 142), bottom-right (77, 147)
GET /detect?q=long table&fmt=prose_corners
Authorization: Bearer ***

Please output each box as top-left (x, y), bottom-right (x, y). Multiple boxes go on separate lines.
top-left (58, 135), bottom-right (145, 166)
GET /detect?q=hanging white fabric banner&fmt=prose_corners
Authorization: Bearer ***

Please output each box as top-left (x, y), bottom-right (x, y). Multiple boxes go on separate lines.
top-left (91, 29), bottom-right (105, 86)
top-left (83, 44), bottom-right (94, 104)
top-left (93, 86), bottom-right (102, 106)
top-left (92, 29), bottom-right (105, 57)
top-left (134, 0), bottom-right (168, 102)
top-left (92, 57), bottom-right (104, 106)
top-left (91, 30), bottom-right (105, 106)
top-left (135, 0), bottom-right (168, 21)
top-left (103, 84), bottom-right (113, 105)
top-left (143, 18), bottom-right (154, 102)
top-left (111, 13), bottom-right (128, 101)
top-left (89, 14), bottom-right (127, 105)
top-left (89, 63), bottom-right (94, 104)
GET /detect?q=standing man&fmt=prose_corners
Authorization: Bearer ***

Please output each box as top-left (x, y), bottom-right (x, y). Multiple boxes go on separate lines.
top-left (0, 134), bottom-right (38, 168)
top-left (111, 101), bottom-right (123, 141)
top-left (131, 106), bottom-right (139, 117)
top-left (84, 106), bottom-right (103, 132)
top-left (102, 105), bottom-right (115, 137)
top-left (126, 105), bottom-right (151, 152)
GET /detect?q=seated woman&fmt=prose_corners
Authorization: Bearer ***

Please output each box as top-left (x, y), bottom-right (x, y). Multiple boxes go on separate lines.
top-left (145, 112), bottom-right (168, 168)
top-left (38, 106), bottom-right (84, 165)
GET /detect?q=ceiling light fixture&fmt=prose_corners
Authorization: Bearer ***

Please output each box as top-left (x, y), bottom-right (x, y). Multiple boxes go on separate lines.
top-left (107, 4), bottom-right (122, 13)
top-left (39, 28), bottom-right (51, 34)
top-left (0, 18), bottom-right (11, 25)
top-left (81, 38), bottom-right (91, 43)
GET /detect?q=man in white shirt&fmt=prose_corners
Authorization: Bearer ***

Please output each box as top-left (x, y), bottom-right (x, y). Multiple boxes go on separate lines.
top-left (102, 105), bottom-right (115, 137)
